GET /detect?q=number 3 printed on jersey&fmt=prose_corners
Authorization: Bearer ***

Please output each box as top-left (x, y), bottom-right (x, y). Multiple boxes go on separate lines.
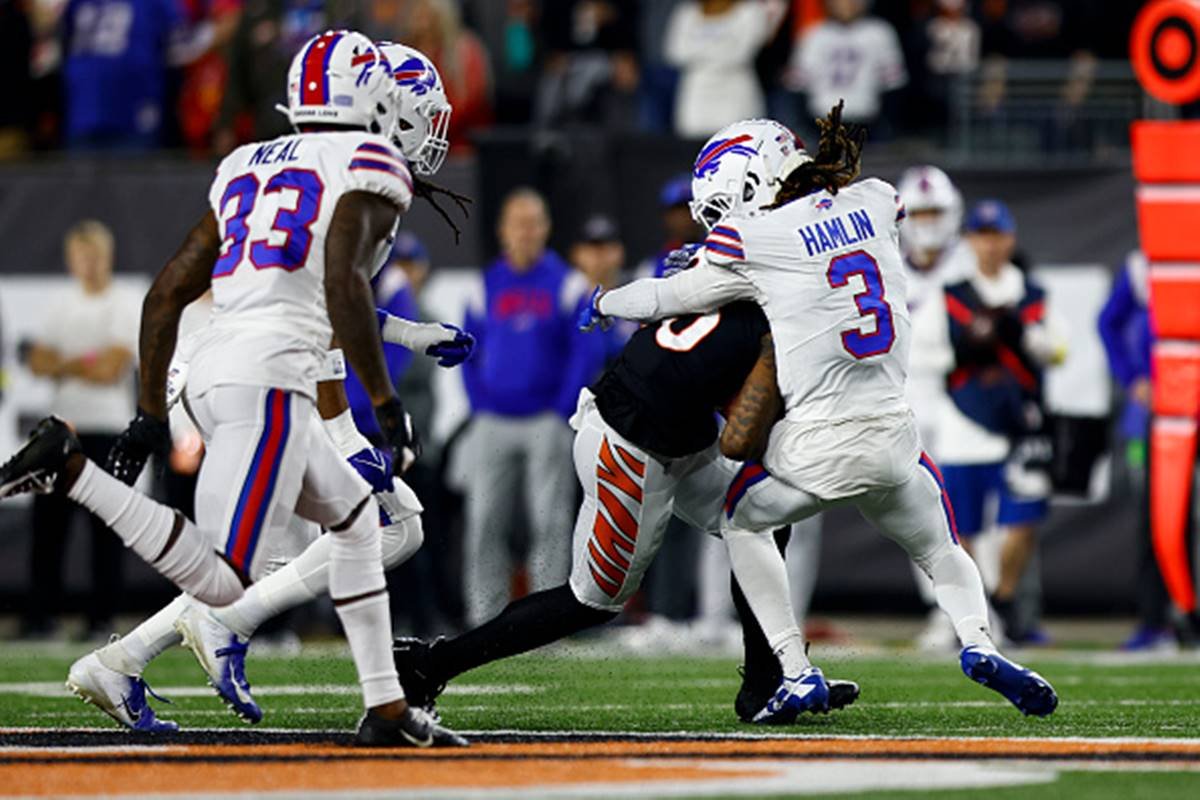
top-left (827, 250), bottom-right (895, 359)
top-left (213, 169), bottom-right (325, 278)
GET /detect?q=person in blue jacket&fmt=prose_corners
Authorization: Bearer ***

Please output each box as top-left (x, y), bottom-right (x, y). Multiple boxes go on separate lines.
top-left (460, 187), bottom-right (605, 625)
top-left (1098, 251), bottom-right (1172, 651)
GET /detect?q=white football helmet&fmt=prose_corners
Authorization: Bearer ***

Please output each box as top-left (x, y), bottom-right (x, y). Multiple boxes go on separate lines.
top-left (689, 119), bottom-right (811, 230)
top-left (897, 165), bottom-right (963, 261)
top-left (376, 42), bottom-right (453, 175)
top-left (280, 31), bottom-right (399, 139)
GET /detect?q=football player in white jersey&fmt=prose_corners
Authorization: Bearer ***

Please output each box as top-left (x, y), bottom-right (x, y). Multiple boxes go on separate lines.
top-left (581, 105), bottom-right (1057, 722)
top-left (40, 41), bottom-right (472, 736)
top-left (0, 32), bottom-right (466, 747)
top-left (897, 165), bottom-right (974, 649)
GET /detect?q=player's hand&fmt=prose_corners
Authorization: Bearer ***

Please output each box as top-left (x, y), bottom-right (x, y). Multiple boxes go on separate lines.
top-left (105, 409), bottom-right (172, 485)
top-left (426, 324), bottom-right (475, 367)
top-left (346, 446), bottom-right (395, 494)
top-left (373, 397), bottom-right (422, 476)
top-left (578, 287), bottom-right (612, 332)
top-left (662, 242), bottom-right (702, 277)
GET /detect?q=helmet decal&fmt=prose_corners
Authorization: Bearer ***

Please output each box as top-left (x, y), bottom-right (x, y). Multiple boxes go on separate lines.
top-left (393, 56), bottom-right (439, 96)
top-left (693, 134), bottom-right (758, 179)
top-left (299, 31), bottom-right (344, 106)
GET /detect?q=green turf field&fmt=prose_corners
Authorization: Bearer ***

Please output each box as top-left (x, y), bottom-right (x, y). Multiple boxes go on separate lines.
top-left (3, 642), bottom-right (1199, 798)
top-left (1, 643), bottom-right (1199, 736)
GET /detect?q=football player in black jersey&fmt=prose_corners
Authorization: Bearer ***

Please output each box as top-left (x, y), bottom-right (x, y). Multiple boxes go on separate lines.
top-left (394, 297), bottom-right (857, 723)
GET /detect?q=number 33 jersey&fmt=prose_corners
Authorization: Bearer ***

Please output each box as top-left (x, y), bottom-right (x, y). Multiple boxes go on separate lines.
top-left (191, 131), bottom-right (413, 400)
top-left (706, 178), bottom-right (919, 498)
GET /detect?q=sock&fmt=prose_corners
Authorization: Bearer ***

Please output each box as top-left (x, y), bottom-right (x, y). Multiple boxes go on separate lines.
top-left (97, 594), bottom-right (189, 676)
top-left (724, 526), bottom-right (810, 676)
top-left (928, 546), bottom-right (996, 651)
top-left (430, 585), bottom-right (616, 683)
top-left (329, 498), bottom-right (402, 708)
top-left (214, 535), bottom-right (332, 639)
top-left (786, 519), bottom-right (821, 626)
top-left (335, 592), bottom-right (404, 708)
top-left (68, 460), bottom-right (243, 606)
top-left (731, 528), bottom-right (790, 683)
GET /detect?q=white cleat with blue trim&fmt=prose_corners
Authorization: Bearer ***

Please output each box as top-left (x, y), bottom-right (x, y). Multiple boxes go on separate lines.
top-left (175, 604), bottom-right (263, 724)
top-left (66, 650), bottom-right (178, 733)
top-left (751, 666), bottom-right (831, 724)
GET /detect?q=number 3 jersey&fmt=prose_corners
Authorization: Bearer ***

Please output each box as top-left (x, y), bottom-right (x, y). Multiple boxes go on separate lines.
top-left (591, 301), bottom-right (769, 459)
top-left (704, 178), bottom-right (920, 498)
top-left (189, 131), bottom-right (413, 400)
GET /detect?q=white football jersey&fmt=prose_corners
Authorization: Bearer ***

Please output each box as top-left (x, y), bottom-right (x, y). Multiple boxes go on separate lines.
top-left (190, 130), bottom-right (412, 400)
top-left (790, 18), bottom-right (908, 122)
top-left (704, 178), bottom-right (920, 497)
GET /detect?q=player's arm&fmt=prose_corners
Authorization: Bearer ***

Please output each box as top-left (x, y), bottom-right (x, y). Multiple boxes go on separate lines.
top-left (377, 311), bottom-right (475, 367)
top-left (106, 212), bottom-right (219, 484)
top-left (595, 261), bottom-right (756, 323)
top-left (720, 333), bottom-right (782, 462)
top-left (139, 212), bottom-right (220, 419)
top-left (324, 191), bottom-right (421, 473)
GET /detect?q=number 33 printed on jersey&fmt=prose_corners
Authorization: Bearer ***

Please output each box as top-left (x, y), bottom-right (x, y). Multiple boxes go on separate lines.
top-left (214, 169), bottom-right (325, 278)
top-left (827, 249), bottom-right (895, 359)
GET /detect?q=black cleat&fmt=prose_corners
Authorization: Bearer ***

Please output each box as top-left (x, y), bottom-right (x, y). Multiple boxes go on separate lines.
top-left (0, 417), bottom-right (80, 499)
top-left (354, 705), bottom-right (468, 748)
top-left (392, 636), bottom-right (446, 709)
top-left (735, 664), bottom-right (860, 722)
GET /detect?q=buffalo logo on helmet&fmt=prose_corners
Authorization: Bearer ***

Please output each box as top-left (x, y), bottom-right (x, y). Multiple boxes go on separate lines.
top-left (392, 56), bottom-right (438, 96)
top-left (693, 134), bottom-right (759, 179)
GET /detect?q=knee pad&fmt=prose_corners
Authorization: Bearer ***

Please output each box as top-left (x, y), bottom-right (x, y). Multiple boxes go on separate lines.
top-left (911, 537), bottom-right (956, 578)
top-left (329, 497), bottom-right (385, 601)
top-left (380, 513), bottom-right (423, 570)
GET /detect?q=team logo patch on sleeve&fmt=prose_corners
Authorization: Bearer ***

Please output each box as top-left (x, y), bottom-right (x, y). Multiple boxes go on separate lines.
top-left (705, 225), bottom-right (745, 260)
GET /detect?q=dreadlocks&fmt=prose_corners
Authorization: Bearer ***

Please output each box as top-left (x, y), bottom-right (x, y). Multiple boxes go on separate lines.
top-left (767, 100), bottom-right (867, 209)
top-left (413, 176), bottom-right (473, 243)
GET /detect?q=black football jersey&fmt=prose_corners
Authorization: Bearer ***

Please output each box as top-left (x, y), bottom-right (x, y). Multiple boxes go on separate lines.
top-left (591, 301), bottom-right (770, 458)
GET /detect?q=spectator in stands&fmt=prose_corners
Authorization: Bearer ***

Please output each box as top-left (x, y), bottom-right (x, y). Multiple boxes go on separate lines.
top-left (665, 0), bottom-right (786, 139)
top-left (537, 0), bottom-right (640, 130)
top-left (392, 0), bottom-right (494, 153)
top-left (21, 221), bottom-right (141, 638)
top-left (214, 1), bottom-right (357, 154)
top-left (174, 0), bottom-right (243, 153)
top-left (787, 0), bottom-right (907, 134)
top-left (905, 0), bottom-right (981, 134)
top-left (0, 0), bottom-right (34, 158)
top-left (1098, 251), bottom-right (1173, 651)
top-left (636, 0), bottom-right (683, 133)
top-left (60, 0), bottom-right (182, 150)
top-left (935, 200), bottom-right (1066, 643)
top-left (457, 0), bottom-right (539, 125)
top-left (460, 188), bottom-right (603, 626)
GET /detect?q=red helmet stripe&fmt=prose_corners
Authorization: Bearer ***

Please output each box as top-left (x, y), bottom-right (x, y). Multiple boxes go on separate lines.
top-left (693, 134), bottom-right (754, 175)
top-left (300, 31), bottom-right (344, 106)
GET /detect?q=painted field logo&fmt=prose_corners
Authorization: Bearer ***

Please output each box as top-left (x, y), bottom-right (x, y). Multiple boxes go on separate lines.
top-left (693, 135), bottom-right (758, 179)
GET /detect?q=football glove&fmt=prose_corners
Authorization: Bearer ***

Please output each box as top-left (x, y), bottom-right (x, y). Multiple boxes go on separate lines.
top-left (374, 397), bottom-right (422, 476)
top-left (426, 324), bottom-right (475, 367)
top-left (346, 446), bottom-right (395, 494)
top-left (578, 287), bottom-right (612, 332)
top-left (662, 242), bottom-right (702, 277)
top-left (106, 409), bottom-right (172, 485)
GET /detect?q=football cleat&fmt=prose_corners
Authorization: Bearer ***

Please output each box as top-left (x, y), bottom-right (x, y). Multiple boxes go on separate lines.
top-left (0, 417), bottom-right (80, 499)
top-left (751, 666), bottom-right (831, 724)
top-left (175, 605), bottom-right (263, 724)
top-left (66, 651), bottom-right (178, 733)
top-left (735, 665), bottom-right (860, 722)
top-left (392, 636), bottom-right (446, 709)
top-left (960, 646), bottom-right (1058, 717)
top-left (355, 705), bottom-right (469, 748)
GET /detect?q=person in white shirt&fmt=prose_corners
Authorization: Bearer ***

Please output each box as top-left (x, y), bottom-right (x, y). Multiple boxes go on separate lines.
top-left (665, 0), bottom-right (786, 138)
top-left (22, 220), bottom-right (141, 638)
top-left (788, 0), bottom-right (907, 128)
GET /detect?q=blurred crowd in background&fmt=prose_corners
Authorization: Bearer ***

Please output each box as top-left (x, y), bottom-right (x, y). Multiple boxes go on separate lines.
top-left (0, 0), bottom-right (1141, 158)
